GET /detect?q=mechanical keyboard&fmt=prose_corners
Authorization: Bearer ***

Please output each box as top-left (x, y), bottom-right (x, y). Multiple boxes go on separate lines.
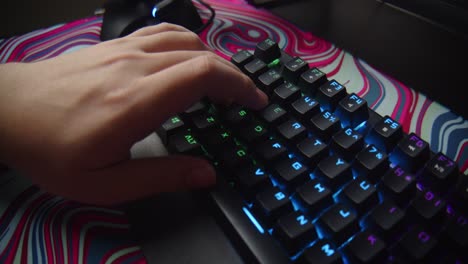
top-left (155, 38), bottom-right (467, 264)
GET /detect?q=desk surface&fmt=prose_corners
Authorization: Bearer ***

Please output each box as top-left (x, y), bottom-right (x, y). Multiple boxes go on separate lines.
top-left (0, 0), bottom-right (467, 263)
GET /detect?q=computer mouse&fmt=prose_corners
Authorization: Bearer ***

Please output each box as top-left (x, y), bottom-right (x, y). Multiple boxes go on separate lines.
top-left (100, 0), bottom-right (205, 41)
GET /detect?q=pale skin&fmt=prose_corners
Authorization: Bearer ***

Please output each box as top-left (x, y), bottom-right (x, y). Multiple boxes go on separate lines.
top-left (0, 23), bottom-right (268, 205)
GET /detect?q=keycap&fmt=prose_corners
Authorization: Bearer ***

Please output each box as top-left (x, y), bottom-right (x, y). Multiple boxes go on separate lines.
top-left (408, 190), bottom-right (446, 228)
top-left (291, 96), bottom-right (321, 123)
top-left (366, 115), bottom-right (403, 152)
top-left (236, 164), bottom-right (272, 200)
top-left (340, 177), bottom-right (379, 215)
top-left (257, 68), bottom-right (284, 94)
top-left (335, 93), bottom-right (369, 129)
top-left (298, 239), bottom-right (343, 264)
top-left (255, 137), bottom-right (288, 163)
top-left (273, 211), bottom-right (317, 254)
top-left (238, 120), bottom-right (268, 144)
top-left (259, 103), bottom-right (288, 125)
top-left (157, 115), bottom-right (186, 144)
top-left (354, 144), bottom-right (389, 183)
top-left (390, 132), bottom-right (430, 172)
top-left (272, 82), bottom-right (302, 104)
top-left (381, 166), bottom-right (417, 206)
top-left (222, 105), bottom-right (252, 127)
top-left (167, 130), bottom-right (203, 156)
top-left (273, 159), bottom-right (309, 192)
top-left (318, 203), bottom-right (360, 245)
top-left (182, 100), bottom-right (206, 118)
top-left (243, 58), bottom-right (268, 78)
top-left (344, 230), bottom-right (387, 264)
top-left (217, 144), bottom-right (251, 172)
top-left (421, 152), bottom-right (459, 193)
top-left (277, 119), bottom-right (308, 143)
top-left (191, 112), bottom-right (218, 132)
top-left (231, 50), bottom-right (254, 68)
top-left (198, 127), bottom-right (234, 154)
top-left (440, 210), bottom-right (468, 253)
top-left (330, 127), bottom-right (365, 161)
top-left (314, 155), bottom-right (353, 191)
top-left (253, 186), bottom-right (294, 227)
top-left (282, 56), bottom-right (309, 83)
top-left (309, 111), bottom-right (342, 141)
top-left (394, 226), bottom-right (439, 263)
top-left (296, 137), bottom-right (329, 167)
top-left (254, 38), bottom-right (281, 63)
top-left (297, 67), bottom-right (328, 95)
top-left (315, 80), bottom-right (348, 111)
top-left (365, 201), bottom-right (405, 241)
top-left (294, 180), bottom-right (334, 216)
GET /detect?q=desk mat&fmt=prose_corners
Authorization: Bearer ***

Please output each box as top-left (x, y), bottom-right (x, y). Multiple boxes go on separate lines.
top-left (1, 0), bottom-right (467, 263)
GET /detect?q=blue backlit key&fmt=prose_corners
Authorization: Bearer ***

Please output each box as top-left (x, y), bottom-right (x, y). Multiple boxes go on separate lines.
top-left (298, 239), bottom-right (343, 264)
top-left (277, 119), bottom-right (308, 143)
top-left (314, 155), bottom-right (353, 191)
top-left (253, 186), bottom-right (294, 227)
top-left (291, 96), bottom-right (321, 123)
top-left (366, 115), bottom-right (403, 152)
top-left (274, 159), bottom-right (310, 192)
top-left (330, 127), bottom-right (365, 161)
top-left (354, 144), bottom-right (389, 183)
top-left (309, 111), bottom-right (342, 141)
top-left (340, 177), bottom-right (379, 215)
top-left (273, 211), bottom-right (317, 254)
top-left (297, 137), bottom-right (329, 167)
top-left (315, 80), bottom-right (348, 112)
top-left (294, 180), bottom-right (334, 216)
top-left (335, 93), bottom-right (369, 129)
top-left (318, 203), bottom-right (359, 245)
top-left (390, 132), bottom-right (430, 172)
top-left (255, 137), bottom-right (288, 162)
top-left (381, 166), bottom-right (417, 206)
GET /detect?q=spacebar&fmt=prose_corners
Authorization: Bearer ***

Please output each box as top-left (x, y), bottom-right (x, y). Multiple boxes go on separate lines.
top-left (209, 183), bottom-right (291, 264)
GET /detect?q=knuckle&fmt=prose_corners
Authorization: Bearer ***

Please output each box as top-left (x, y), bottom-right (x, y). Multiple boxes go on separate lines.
top-left (183, 31), bottom-right (205, 48)
top-left (158, 22), bottom-right (186, 32)
top-left (192, 54), bottom-right (219, 77)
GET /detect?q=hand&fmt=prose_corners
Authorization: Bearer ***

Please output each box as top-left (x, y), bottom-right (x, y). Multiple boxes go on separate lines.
top-left (0, 23), bottom-right (268, 205)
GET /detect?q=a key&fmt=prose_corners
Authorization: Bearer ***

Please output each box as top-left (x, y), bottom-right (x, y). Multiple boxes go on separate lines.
top-left (273, 211), bottom-right (317, 254)
top-left (236, 164), bottom-right (272, 200)
top-left (354, 144), bottom-right (389, 183)
top-left (408, 190), bottom-right (446, 228)
top-left (254, 38), bottom-right (281, 63)
top-left (257, 68), bottom-right (284, 94)
top-left (157, 115), bottom-right (186, 144)
top-left (253, 186), bottom-right (294, 227)
top-left (198, 127), bottom-right (234, 154)
top-left (315, 80), bottom-right (347, 112)
top-left (255, 137), bottom-right (288, 163)
top-left (340, 178), bottom-right (379, 215)
top-left (294, 180), bottom-right (334, 216)
top-left (298, 239), bottom-right (343, 264)
top-left (365, 201), bottom-right (405, 241)
top-left (314, 155), bottom-right (353, 191)
top-left (191, 112), bottom-right (218, 132)
top-left (217, 144), bottom-right (251, 172)
top-left (335, 93), bottom-right (369, 129)
top-left (182, 100), bottom-right (206, 119)
top-left (231, 50), bottom-right (254, 68)
top-left (394, 226), bottom-right (439, 263)
top-left (309, 111), bottom-right (342, 141)
top-left (243, 58), bottom-right (268, 78)
top-left (259, 103), bottom-right (288, 125)
top-left (167, 130), bottom-right (203, 156)
top-left (272, 82), bottom-right (302, 104)
top-left (330, 127), bottom-right (365, 161)
top-left (282, 56), bottom-right (309, 83)
top-left (366, 115), bottom-right (403, 152)
top-left (222, 105), bottom-right (252, 127)
top-left (381, 166), bottom-right (417, 206)
top-left (237, 120), bottom-right (268, 144)
top-left (344, 230), bottom-right (387, 264)
top-left (291, 96), bottom-right (321, 123)
top-left (273, 159), bottom-right (309, 192)
top-left (390, 132), bottom-right (430, 172)
top-left (277, 119), bottom-right (308, 143)
top-left (297, 67), bottom-right (328, 95)
top-left (317, 203), bottom-right (360, 245)
top-left (296, 137), bottom-right (329, 167)
top-left (421, 152), bottom-right (459, 193)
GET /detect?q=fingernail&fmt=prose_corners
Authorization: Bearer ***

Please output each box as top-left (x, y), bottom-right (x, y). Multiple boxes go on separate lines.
top-left (190, 163), bottom-right (216, 187)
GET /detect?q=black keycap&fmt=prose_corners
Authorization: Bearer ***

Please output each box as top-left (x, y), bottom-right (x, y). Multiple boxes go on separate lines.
top-left (222, 105), bottom-right (251, 127)
top-left (236, 164), bottom-right (272, 200)
top-left (315, 80), bottom-right (348, 111)
top-left (254, 38), bottom-right (281, 63)
top-left (309, 111), bottom-right (342, 141)
top-left (272, 82), bottom-right (301, 104)
top-left (421, 152), bottom-right (459, 193)
top-left (330, 127), bottom-right (365, 161)
top-left (366, 115), bottom-right (403, 152)
top-left (237, 120), bottom-right (268, 144)
top-left (365, 201), bottom-right (405, 241)
top-left (314, 155), bottom-right (353, 191)
top-left (273, 211), bottom-right (317, 254)
top-left (440, 209), bottom-right (468, 252)
top-left (253, 186), bottom-right (294, 227)
top-left (157, 115), bottom-right (186, 144)
top-left (230, 49), bottom-right (254, 68)
top-left (198, 127), bottom-right (234, 154)
top-left (297, 67), bottom-right (328, 95)
top-left (318, 203), bottom-right (359, 245)
top-left (391, 132), bottom-right (430, 172)
top-left (344, 230), bottom-right (387, 264)
top-left (273, 159), bottom-right (309, 191)
top-left (298, 239), bottom-right (343, 264)
top-left (408, 190), bottom-right (446, 228)
top-left (282, 56), bottom-right (309, 83)
top-left (340, 177), bottom-right (379, 215)
top-left (381, 166), bottom-right (417, 206)
top-left (259, 103), bottom-right (288, 125)
top-left (167, 130), bottom-right (203, 156)
top-left (294, 180), bottom-right (334, 216)
top-left (217, 144), bottom-right (251, 172)
top-left (335, 93), bottom-right (369, 129)
top-left (257, 68), bottom-right (284, 94)
top-left (395, 226), bottom-right (438, 263)
top-left (191, 112), bottom-right (218, 132)
top-left (277, 119), bottom-right (307, 143)
top-left (243, 58), bottom-right (268, 78)
top-left (291, 96), bottom-right (321, 123)
top-left (296, 137), bottom-right (329, 167)
top-left (354, 144), bottom-right (389, 183)
top-left (182, 100), bottom-right (206, 118)
top-left (255, 137), bottom-right (288, 162)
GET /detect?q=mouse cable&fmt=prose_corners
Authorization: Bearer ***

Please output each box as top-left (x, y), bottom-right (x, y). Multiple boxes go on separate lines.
top-left (193, 0), bottom-right (216, 34)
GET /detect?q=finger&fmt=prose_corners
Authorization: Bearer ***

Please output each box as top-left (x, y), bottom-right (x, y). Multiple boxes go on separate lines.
top-left (127, 22), bottom-right (190, 37)
top-left (136, 31), bottom-right (211, 53)
top-left (60, 156), bottom-right (216, 205)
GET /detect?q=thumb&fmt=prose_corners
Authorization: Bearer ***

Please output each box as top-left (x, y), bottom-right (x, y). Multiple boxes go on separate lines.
top-left (71, 155), bottom-right (216, 205)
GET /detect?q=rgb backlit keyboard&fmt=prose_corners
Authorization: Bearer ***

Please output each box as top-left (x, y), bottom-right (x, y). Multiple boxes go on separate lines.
top-left (156, 38), bottom-right (467, 264)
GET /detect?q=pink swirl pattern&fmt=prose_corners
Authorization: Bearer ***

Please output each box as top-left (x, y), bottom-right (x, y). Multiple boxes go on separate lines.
top-left (1, 1), bottom-right (467, 263)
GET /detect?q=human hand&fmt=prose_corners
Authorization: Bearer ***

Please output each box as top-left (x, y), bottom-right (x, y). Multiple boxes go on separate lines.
top-left (0, 23), bottom-right (268, 205)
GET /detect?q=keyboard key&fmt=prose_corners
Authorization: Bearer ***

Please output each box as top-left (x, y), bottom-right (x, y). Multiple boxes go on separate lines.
top-left (167, 130), bottom-right (203, 156)
top-left (309, 111), bottom-right (342, 141)
top-left (314, 155), bottom-right (353, 191)
top-left (236, 164), bottom-right (272, 200)
top-left (198, 127), bottom-right (234, 154)
top-left (259, 103), bottom-right (288, 125)
top-left (408, 190), bottom-right (446, 228)
top-left (157, 115), bottom-right (186, 144)
top-left (253, 186), bottom-right (294, 227)
top-left (222, 105), bottom-right (252, 127)
top-left (354, 144), bottom-right (389, 183)
top-left (238, 120), bottom-right (268, 144)
top-left (365, 201), bottom-right (405, 241)
top-left (282, 56), bottom-right (309, 83)
top-left (330, 127), bottom-right (365, 161)
top-left (297, 137), bottom-right (329, 167)
top-left (344, 230), bottom-right (387, 264)
top-left (217, 144), bottom-right (251, 172)
top-left (243, 58), bottom-right (268, 78)
top-left (257, 68), bottom-right (284, 94)
top-left (255, 137), bottom-right (288, 163)
top-left (318, 203), bottom-right (359, 245)
top-left (291, 96), bottom-right (321, 123)
top-left (440, 210), bottom-right (468, 252)
top-left (273, 211), bottom-right (317, 254)
top-left (272, 82), bottom-right (301, 104)
top-left (182, 100), bottom-right (206, 119)
top-left (191, 112), bottom-right (218, 132)
top-left (340, 177), bottom-right (379, 215)
top-left (315, 80), bottom-right (347, 111)
top-left (297, 67), bottom-right (328, 95)
top-left (231, 50), bottom-right (254, 68)
top-left (366, 115), bottom-right (403, 152)
top-left (381, 166), bottom-right (417, 206)
top-left (394, 226), bottom-right (439, 263)
top-left (294, 180), bottom-right (334, 216)
top-left (298, 239), bottom-right (343, 264)
top-left (254, 38), bottom-right (281, 63)
top-left (391, 132), bottom-right (430, 172)
top-left (335, 93), bottom-right (369, 129)
top-left (421, 152), bottom-right (459, 193)
top-left (273, 159), bottom-right (309, 192)
top-left (277, 119), bottom-right (307, 143)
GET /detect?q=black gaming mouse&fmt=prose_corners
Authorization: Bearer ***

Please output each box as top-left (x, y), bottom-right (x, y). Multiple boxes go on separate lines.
top-left (100, 0), bottom-right (205, 41)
